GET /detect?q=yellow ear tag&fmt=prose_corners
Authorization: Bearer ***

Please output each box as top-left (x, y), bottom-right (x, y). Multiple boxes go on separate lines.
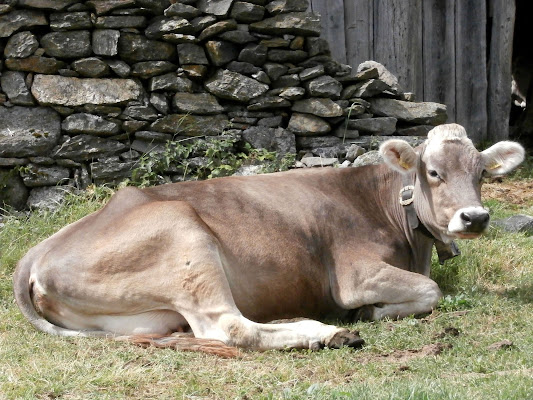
top-left (488, 162), bottom-right (502, 170)
top-left (399, 159), bottom-right (411, 170)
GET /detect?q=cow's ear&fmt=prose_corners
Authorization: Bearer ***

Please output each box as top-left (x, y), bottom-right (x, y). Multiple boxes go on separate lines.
top-left (380, 139), bottom-right (417, 174)
top-left (481, 141), bottom-right (525, 176)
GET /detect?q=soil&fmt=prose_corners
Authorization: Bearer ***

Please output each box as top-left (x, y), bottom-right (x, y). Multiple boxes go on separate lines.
top-left (482, 178), bottom-right (533, 205)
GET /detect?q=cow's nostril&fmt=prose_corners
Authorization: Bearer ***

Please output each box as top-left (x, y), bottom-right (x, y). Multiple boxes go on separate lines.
top-left (461, 210), bottom-right (490, 231)
top-left (460, 212), bottom-right (472, 225)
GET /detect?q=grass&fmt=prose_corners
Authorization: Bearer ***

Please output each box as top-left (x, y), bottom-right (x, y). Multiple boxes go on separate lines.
top-left (1, 174), bottom-right (532, 400)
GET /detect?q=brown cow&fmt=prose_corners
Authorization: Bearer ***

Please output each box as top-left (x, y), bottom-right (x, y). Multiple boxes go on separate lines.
top-left (13, 124), bottom-right (524, 355)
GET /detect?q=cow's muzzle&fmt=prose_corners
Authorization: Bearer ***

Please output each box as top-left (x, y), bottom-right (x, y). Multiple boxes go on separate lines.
top-left (447, 207), bottom-right (490, 238)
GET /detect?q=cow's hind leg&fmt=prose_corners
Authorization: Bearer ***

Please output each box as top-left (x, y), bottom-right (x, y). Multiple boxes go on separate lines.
top-left (333, 261), bottom-right (442, 321)
top-left (152, 202), bottom-right (363, 351)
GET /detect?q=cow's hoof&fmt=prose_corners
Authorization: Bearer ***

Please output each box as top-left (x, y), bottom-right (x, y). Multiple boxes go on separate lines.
top-left (327, 330), bottom-right (365, 349)
top-left (347, 305), bottom-right (374, 322)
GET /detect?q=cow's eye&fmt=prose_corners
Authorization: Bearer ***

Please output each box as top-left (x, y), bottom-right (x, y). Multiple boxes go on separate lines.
top-left (428, 170), bottom-right (441, 180)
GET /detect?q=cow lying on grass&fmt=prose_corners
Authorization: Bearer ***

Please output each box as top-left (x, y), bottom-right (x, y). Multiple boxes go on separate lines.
top-left (14, 124), bottom-right (524, 356)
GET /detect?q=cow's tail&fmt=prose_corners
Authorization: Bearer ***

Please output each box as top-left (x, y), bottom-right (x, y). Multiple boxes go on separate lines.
top-left (13, 256), bottom-right (240, 358)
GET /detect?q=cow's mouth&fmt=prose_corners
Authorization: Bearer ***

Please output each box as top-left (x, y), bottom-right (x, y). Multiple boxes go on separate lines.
top-left (450, 231), bottom-right (483, 240)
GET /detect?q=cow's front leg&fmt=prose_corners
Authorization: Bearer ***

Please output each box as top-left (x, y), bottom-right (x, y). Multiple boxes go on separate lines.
top-left (332, 260), bottom-right (442, 320)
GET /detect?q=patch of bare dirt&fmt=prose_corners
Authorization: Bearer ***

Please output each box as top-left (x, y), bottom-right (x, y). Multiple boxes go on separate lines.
top-left (482, 179), bottom-right (533, 205)
top-left (357, 342), bottom-right (452, 366)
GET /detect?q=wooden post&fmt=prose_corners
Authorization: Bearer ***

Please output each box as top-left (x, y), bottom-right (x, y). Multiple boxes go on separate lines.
top-left (344, 0), bottom-right (374, 70)
top-left (308, 0), bottom-right (347, 64)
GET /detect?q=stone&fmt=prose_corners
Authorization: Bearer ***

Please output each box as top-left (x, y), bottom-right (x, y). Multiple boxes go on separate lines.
top-left (306, 37), bottom-right (330, 57)
top-left (190, 15), bottom-right (218, 32)
top-left (161, 33), bottom-right (198, 44)
top-left (197, 0), bottom-right (234, 16)
top-left (4, 31), bottom-right (39, 58)
top-left (357, 61), bottom-right (401, 93)
top-left (41, 31), bottom-right (92, 58)
top-left (131, 61), bottom-right (177, 79)
top-left (17, 0), bottom-right (79, 10)
top-left (345, 144), bottom-right (365, 162)
top-left (182, 65), bottom-right (208, 79)
top-left (343, 79), bottom-right (390, 99)
top-left (301, 156), bottom-right (338, 167)
top-left (242, 126), bottom-right (296, 156)
top-left (0, 10), bottom-right (47, 38)
top-left (62, 113), bottom-right (120, 136)
top-left (396, 125), bottom-right (433, 136)
top-left (177, 43), bottom-right (208, 64)
top-left (271, 73), bottom-right (300, 88)
top-left (92, 29), bottom-right (121, 56)
top-left (130, 140), bottom-right (165, 154)
top-left (265, 0), bottom-right (309, 15)
top-left (27, 186), bottom-right (75, 211)
top-left (94, 16), bottom-right (147, 29)
top-left (145, 17), bottom-right (194, 39)
top-left (0, 106), bottom-right (61, 158)
top-left (1, 71), bottom-right (34, 106)
top-left (205, 69), bottom-right (269, 102)
top-left (71, 57), bottom-right (110, 77)
top-left (258, 115), bottom-right (283, 127)
top-left (346, 117), bottom-right (397, 135)
top-left (118, 33), bottom-right (177, 63)
top-left (305, 75), bottom-right (342, 98)
top-left (219, 30), bottom-right (257, 44)
top-left (287, 113), bottom-right (330, 136)
top-left (238, 43), bottom-right (268, 66)
top-left (299, 65), bottom-right (324, 81)
top-left (205, 40), bottom-right (240, 66)
top-left (90, 159), bottom-right (135, 182)
top-left (296, 135), bottom-right (343, 150)
top-left (369, 98), bottom-right (447, 125)
top-left (135, 0), bottom-right (171, 14)
top-left (149, 93), bottom-right (169, 114)
top-left (135, 130), bottom-right (173, 142)
top-left (122, 105), bottom-right (159, 121)
top-left (492, 214), bottom-right (533, 234)
top-left (292, 98), bottom-right (343, 118)
top-left (150, 114), bottom-right (230, 136)
top-left (247, 96), bottom-right (291, 110)
top-left (231, 2), bottom-right (265, 23)
top-left (53, 134), bottom-right (128, 161)
top-left (31, 75), bottom-right (143, 106)
top-left (250, 12), bottom-right (321, 36)
top-left (164, 3), bottom-right (201, 19)
top-left (86, 0), bottom-right (136, 15)
top-left (333, 127), bottom-right (359, 139)
top-left (0, 158), bottom-right (29, 167)
top-left (107, 60), bottom-right (131, 77)
top-left (0, 169), bottom-right (29, 211)
top-left (198, 19), bottom-right (238, 41)
top-left (264, 62), bottom-right (288, 80)
top-left (149, 73), bottom-right (193, 92)
top-left (20, 164), bottom-right (70, 187)
top-left (5, 56), bottom-right (66, 74)
top-left (49, 11), bottom-right (92, 31)
top-left (267, 49), bottom-right (307, 63)
top-left (278, 87), bottom-right (305, 100)
top-left (173, 93), bottom-right (224, 115)
top-left (352, 150), bottom-right (383, 167)
top-left (226, 61), bottom-right (261, 76)
top-left (261, 37), bottom-right (290, 48)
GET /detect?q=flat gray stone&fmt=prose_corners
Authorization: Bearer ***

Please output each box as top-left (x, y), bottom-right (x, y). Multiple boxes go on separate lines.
top-left (492, 214), bottom-right (533, 234)
top-left (131, 61), bottom-right (177, 79)
top-left (1, 71), bottom-right (34, 105)
top-left (92, 29), bottom-right (120, 56)
top-left (305, 75), bottom-right (343, 98)
top-left (149, 73), bottom-right (193, 92)
top-left (72, 57), bottom-right (110, 78)
top-left (4, 31), bottom-right (39, 58)
top-left (173, 93), bottom-right (224, 115)
top-left (164, 3), bottom-right (201, 19)
top-left (0, 10), bottom-right (47, 38)
top-left (346, 117), bottom-right (397, 135)
top-left (287, 113), bottom-right (330, 136)
top-left (41, 30), bottom-right (92, 58)
top-left (145, 17), bottom-right (194, 39)
top-left (369, 98), bottom-right (447, 125)
top-left (177, 43), bottom-right (209, 65)
top-left (242, 126), bottom-right (296, 156)
top-left (0, 169), bottom-right (29, 211)
top-left (27, 186), bottom-right (75, 211)
top-left (49, 11), bottom-right (92, 31)
top-left (90, 159), bottom-right (135, 182)
top-left (301, 156), bottom-right (338, 168)
top-left (86, 0), bottom-right (136, 15)
top-left (197, 0), bottom-right (234, 16)
top-left (62, 113), bottom-right (120, 136)
top-left (265, 0), bottom-right (309, 15)
top-left (250, 12), bottom-right (321, 36)
top-left (357, 61), bottom-right (402, 93)
top-left (53, 134), bottom-right (128, 161)
top-left (150, 114), bottom-right (230, 136)
top-left (231, 2), bottom-right (265, 23)
top-left (94, 16), bottom-right (147, 29)
top-left (292, 98), bottom-right (343, 118)
top-left (118, 33), bottom-right (176, 63)
top-left (205, 40), bottom-right (239, 66)
top-left (21, 164), bottom-right (70, 187)
top-left (31, 75), bottom-right (142, 106)
top-left (352, 150), bottom-right (383, 167)
top-left (205, 69), bottom-right (269, 102)
top-left (0, 106), bottom-right (61, 158)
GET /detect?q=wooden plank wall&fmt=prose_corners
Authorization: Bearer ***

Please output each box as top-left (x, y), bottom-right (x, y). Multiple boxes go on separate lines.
top-left (308, 0), bottom-right (516, 143)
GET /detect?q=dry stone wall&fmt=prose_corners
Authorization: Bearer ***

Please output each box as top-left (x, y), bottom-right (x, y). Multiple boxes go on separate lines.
top-left (0, 0), bottom-right (447, 211)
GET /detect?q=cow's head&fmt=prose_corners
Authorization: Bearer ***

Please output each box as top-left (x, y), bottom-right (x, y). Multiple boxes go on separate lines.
top-left (380, 124), bottom-right (525, 243)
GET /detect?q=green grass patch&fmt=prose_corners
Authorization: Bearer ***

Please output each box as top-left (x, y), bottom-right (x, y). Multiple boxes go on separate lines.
top-left (1, 177), bottom-right (532, 399)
